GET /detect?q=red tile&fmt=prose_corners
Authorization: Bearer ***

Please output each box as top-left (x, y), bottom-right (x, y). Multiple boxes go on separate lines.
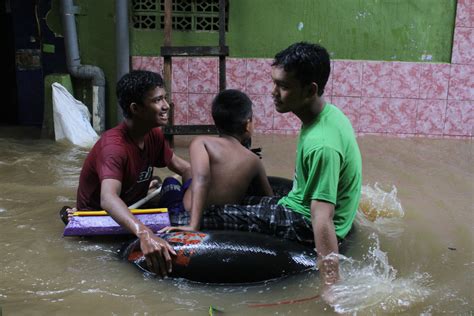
top-left (171, 58), bottom-right (189, 93)
top-left (415, 99), bottom-right (447, 135)
top-left (361, 61), bottom-right (392, 98)
top-left (188, 58), bottom-right (218, 93)
top-left (131, 56), bottom-right (142, 70)
top-left (131, 56), bottom-right (162, 73)
top-left (451, 27), bottom-right (474, 65)
top-left (358, 97), bottom-right (390, 133)
top-left (385, 98), bottom-right (417, 134)
top-left (419, 63), bottom-right (450, 99)
top-left (246, 59), bottom-right (273, 95)
top-left (249, 94), bottom-right (274, 131)
top-left (471, 0), bottom-right (474, 27)
top-left (448, 64), bottom-right (474, 101)
top-left (273, 109), bottom-right (300, 131)
top-left (188, 93), bottom-right (214, 124)
top-left (455, 0), bottom-right (471, 27)
top-left (171, 93), bottom-right (188, 125)
top-left (444, 100), bottom-right (473, 136)
top-left (390, 62), bottom-right (421, 99)
top-left (333, 60), bottom-right (362, 97)
top-left (226, 58), bottom-right (247, 92)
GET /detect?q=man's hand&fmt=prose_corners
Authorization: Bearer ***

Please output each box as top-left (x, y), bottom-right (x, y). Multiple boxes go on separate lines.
top-left (147, 177), bottom-right (161, 195)
top-left (250, 147), bottom-right (262, 159)
top-left (311, 200), bottom-right (340, 304)
top-left (318, 255), bottom-right (340, 285)
top-left (158, 225), bottom-right (198, 233)
top-left (318, 255), bottom-right (340, 305)
top-left (66, 207), bottom-right (77, 221)
top-left (137, 230), bottom-right (176, 277)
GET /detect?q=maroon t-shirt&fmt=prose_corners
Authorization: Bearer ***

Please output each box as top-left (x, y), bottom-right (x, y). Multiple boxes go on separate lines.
top-left (76, 122), bottom-right (173, 210)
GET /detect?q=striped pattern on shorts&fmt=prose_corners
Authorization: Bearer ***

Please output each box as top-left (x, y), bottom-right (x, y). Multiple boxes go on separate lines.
top-left (169, 196), bottom-right (315, 245)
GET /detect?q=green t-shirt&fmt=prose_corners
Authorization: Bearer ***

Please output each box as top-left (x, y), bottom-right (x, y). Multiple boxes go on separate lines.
top-left (278, 103), bottom-right (362, 239)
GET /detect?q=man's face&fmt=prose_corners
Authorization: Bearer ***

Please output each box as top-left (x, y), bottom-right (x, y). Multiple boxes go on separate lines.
top-left (271, 66), bottom-right (307, 114)
top-left (138, 86), bottom-right (169, 126)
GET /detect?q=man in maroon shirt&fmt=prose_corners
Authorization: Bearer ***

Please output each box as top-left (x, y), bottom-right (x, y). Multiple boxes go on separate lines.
top-left (68, 70), bottom-right (191, 277)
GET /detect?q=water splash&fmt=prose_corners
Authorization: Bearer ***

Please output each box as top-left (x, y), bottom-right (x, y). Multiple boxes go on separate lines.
top-left (356, 183), bottom-right (405, 237)
top-left (359, 183), bottom-right (403, 221)
top-left (326, 234), bottom-right (432, 314)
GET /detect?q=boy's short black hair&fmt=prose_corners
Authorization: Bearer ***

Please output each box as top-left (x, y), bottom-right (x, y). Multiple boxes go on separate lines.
top-left (272, 42), bottom-right (330, 96)
top-left (116, 70), bottom-right (164, 118)
top-left (212, 89), bottom-right (253, 135)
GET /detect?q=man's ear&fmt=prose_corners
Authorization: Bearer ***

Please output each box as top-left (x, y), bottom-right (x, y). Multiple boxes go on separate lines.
top-left (245, 118), bottom-right (253, 134)
top-left (130, 102), bottom-right (139, 115)
top-left (306, 82), bottom-right (319, 98)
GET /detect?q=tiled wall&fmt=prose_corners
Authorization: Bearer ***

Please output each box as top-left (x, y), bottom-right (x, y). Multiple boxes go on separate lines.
top-left (132, 0), bottom-right (473, 138)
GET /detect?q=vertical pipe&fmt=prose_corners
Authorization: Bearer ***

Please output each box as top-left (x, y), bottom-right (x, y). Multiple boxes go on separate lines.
top-left (163, 0), bottom-right (173, 145)
top-left (116, 0), bottom-right (130, 124)
top-left (60, 0), bottom-right (106, 134)
top-left (60, 0), bottom-right (81, 69)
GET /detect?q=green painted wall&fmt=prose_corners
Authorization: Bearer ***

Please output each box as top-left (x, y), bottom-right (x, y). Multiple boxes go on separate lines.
top-left (48, 0), bottom-right (118, 127)
top-left (48, 0), bottom-right (456, 127)
top-left (134, 0), bottom-right (456, 62)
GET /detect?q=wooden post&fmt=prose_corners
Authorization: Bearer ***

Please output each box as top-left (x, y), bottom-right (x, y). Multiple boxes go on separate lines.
top-left (163, 0), bottom-right (174, 146)
top-left (218, 0), bottom-right (226, 91)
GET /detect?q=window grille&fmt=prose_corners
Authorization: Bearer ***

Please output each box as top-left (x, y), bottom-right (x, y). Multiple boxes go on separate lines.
top-left (132, 0), bottom-right (228, 31)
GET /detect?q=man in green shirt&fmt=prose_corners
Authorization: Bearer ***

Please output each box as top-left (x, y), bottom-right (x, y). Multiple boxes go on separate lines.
top-left (189, 42), bottom-right (362, 294)
top-left (272, 42), bottom-right (362, 288)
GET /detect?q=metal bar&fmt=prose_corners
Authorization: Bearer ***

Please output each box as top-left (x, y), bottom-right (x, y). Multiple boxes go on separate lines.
top-left (159, 0), bottom-right (227, 140)
top-left (161, 46), bottom-right (229, 57)
top-left (218, 0), bottom-right (226, 91)
top-left (163, 0), bottom-right (173, 146)
top-left (163, 125), bottom-right (219, 135)
top-left (219, 0), bottom-right (226, 47)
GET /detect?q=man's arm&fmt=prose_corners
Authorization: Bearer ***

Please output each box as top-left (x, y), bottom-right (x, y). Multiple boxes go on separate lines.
top-left (100, 178), bottom-right (176, 276)
top-left (167, 153), bottom-right (191, 182)
top-left (311, 200), bottom-right (339, 286)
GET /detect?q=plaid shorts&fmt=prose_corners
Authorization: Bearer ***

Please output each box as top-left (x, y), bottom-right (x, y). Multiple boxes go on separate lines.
top-left (169, 196), bottom-right (315, 245)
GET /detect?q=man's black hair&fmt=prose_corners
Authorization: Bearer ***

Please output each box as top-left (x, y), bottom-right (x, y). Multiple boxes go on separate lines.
top-left (273, 42), bottom-right (330, 96)
top-left (116, 70), bottom-right (164, 118)
top-left (212, 89), bottom-right (253, 136)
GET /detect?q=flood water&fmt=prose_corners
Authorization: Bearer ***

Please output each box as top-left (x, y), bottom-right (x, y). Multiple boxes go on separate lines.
top-left (0, 126), bottom-right (472, 315)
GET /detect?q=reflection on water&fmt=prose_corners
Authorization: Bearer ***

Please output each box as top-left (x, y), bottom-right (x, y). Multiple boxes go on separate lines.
top-left (0, 128), bottom-right (472, 314)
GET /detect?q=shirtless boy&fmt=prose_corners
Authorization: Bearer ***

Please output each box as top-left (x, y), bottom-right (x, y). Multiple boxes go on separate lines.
top-left (160, 89), bottom-right (274, 232)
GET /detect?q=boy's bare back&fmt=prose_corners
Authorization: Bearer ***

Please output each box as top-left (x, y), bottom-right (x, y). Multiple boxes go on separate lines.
top-left (183, 135), bottom-right (272, 211)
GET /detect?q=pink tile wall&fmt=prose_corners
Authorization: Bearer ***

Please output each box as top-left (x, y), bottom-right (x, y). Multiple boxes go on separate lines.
top-left (131, 0), bottom-right (473, 139)
top-left (132, 55), bottom-right (473, 138)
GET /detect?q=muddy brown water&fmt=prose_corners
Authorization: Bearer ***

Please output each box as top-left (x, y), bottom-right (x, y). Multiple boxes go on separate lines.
top-left (0, 127), bottom-right (472, 315)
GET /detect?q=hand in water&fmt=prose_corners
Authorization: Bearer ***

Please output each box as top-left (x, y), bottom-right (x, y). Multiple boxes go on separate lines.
top-left (158, 225), bottom-right (198, 233)
top-left (318, 256), bottom-right (340, 305)
top-left (138, 230), bottom-right (176, 277)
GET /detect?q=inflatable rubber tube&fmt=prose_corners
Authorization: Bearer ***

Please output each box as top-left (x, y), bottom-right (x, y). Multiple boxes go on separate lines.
top-left (121, 230), bottom-right (316, 284)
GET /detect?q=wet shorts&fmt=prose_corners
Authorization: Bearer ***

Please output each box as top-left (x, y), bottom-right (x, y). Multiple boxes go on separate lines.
top-left (169, 196), bottom-right (315, 245)
top-left (156, 177), bottom-right (192, 216)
